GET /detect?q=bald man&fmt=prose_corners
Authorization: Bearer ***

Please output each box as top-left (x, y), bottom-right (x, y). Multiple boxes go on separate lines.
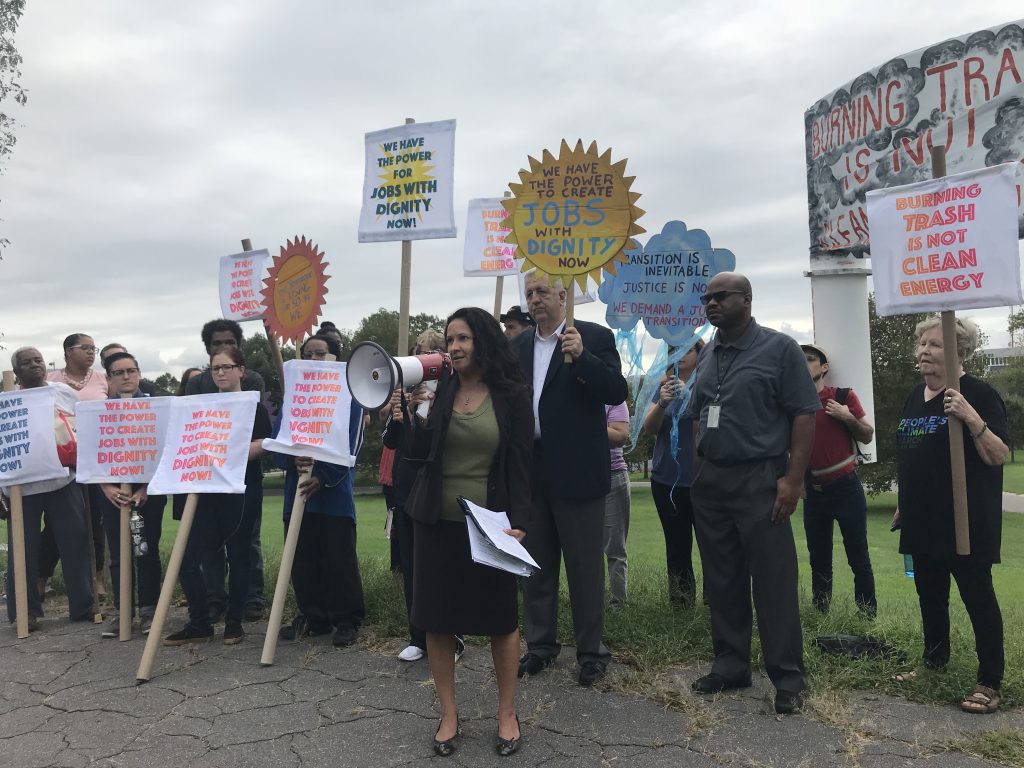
top-left (684, 272), bottom-right (820, 715)
top-left (3, 348), bottom-right (95, 629)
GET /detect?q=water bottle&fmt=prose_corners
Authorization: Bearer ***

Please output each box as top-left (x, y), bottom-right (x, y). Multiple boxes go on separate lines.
top-left (903, 554), bottom-right (914, 578)
top-left (130, 508), bottom-right (148, 557)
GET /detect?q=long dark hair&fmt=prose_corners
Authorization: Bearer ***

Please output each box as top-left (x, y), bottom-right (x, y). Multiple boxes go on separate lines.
top-left (445, 307), bottom-right (524, 396)
top-left (177, 367), bottom-right (202, 396)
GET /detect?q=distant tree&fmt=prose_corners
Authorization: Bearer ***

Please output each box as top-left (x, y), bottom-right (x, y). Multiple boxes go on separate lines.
top-left (241, 332), bottom-right (295, 407)
top-left (151, 372), bottom-right (179, 396)
top-left (1008, 308), bottom-right (1024, 348)
top-left (352, 308), bottom-right (446, 355)
top-left (0, 0), bottom-right (27, 343)
top-left (0, 0), bottom-right (26, 217)
top-left (859, 296), bottom-right (987, 495)
top-left (987, 312), bottom-right (1024, 461)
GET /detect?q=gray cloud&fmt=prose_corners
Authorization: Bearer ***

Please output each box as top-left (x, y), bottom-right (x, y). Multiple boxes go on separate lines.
top-left (1, 1), bottom-right (1020, 375)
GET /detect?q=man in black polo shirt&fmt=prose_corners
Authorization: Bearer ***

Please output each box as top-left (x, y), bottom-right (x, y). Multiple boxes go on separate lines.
top-left (184, 319), bottom-right (268, 396)
top-left (686, 272), bottom-right (819, 715)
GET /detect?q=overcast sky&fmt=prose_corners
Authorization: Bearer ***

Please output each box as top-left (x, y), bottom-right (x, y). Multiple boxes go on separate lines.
top-left (1, 1), bottom-right (1022, 377)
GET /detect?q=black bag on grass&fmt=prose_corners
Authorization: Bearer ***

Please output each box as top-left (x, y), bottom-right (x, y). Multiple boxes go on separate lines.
top-left (815, 634), bottom-right (907, 663)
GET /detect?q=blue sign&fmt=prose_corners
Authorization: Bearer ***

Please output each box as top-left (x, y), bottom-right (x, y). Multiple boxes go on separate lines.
top-left (598, 220), bottom-right (736, 346)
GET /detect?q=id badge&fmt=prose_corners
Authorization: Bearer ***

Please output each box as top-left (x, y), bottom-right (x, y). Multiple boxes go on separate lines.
top-left (707, 405), bottom-right (721, 429)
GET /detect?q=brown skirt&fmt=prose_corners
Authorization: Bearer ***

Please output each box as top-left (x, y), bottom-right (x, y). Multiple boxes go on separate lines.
top-left (411, 518), bottom-right (519, 636)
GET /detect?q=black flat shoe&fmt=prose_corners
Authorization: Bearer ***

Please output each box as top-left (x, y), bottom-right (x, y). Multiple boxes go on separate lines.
top-left (496, 714), bottom-right (521, 757)
top-left (433, 719), bottom-right (461, 757)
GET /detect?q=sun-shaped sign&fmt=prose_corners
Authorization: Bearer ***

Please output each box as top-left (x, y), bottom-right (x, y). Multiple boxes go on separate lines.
top-left (261, 236), bottom-right (330, 344)
top-left (501, 139), bottom-right (644, 291)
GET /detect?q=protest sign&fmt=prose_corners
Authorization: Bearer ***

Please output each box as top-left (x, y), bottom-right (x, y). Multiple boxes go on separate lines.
top-left (598, 220), bottom-right (736, 346)
top-left (261, 236), bottom-right (330, 345)
top-left (219, 249), bottom-right (269, 322)
top-left (262, 360), bottom-right (356, 466)
top-left (147, 391), bottom-right (258, 495)
top-left (805, 19), bottom-right (1024, 266)
top-left (0, 387), bottom-right (68, 487)
top-left (502, 139), bottom-right (645, 291)
top-left (358, 119), bottom-right (457, 242)
top-left (463, 198), bottom-right (517, 277)
top-left (74, 398), bottom-right (172, 484)
top-left (867, 163), bottom-right (1022, 316)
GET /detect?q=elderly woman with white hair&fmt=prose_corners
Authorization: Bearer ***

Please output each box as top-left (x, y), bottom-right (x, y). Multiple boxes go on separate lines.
top-left (893, 315), bottom-right (1009, 714)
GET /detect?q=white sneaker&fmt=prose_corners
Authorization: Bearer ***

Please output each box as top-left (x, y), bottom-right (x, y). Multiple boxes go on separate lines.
top-left (100, 614), bottom-right (119, 638)
top-left (398, 645), bottom-right (424, 662)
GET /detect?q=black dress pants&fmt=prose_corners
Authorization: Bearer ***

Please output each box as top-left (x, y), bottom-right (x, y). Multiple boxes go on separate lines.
top-left (912, 552), bottom-right (1004, 689)
top-left (650, 480), bottom-right (697, 606)
top-left (287, 513), bottom-right (365, 632)
top-left (100, 493), bottom-right (165, 613)
top-left (690, 457), bottom-right (805, 694)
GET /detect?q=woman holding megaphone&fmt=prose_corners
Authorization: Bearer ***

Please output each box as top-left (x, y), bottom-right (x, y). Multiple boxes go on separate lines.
top-left (398, 307), bottom-right (532, 757)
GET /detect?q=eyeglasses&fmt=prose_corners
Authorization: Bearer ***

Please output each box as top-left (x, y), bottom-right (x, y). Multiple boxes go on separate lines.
top-left (109, 367), bottom-right (139, 377)
top-left (211, 364), bottom-right (241, 374)
top-left (698, 290), bottom-right (746, 306)
top-left (70, 344), bottom-right (98, 353)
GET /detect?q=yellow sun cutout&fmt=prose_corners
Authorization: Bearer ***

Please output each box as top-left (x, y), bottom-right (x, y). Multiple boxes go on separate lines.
top-left (501, 139), bottom-right (644, 291)
top-left (261, 236), bottom-right (330, 344)
top-left (376, 144), bottom-right (436, 223)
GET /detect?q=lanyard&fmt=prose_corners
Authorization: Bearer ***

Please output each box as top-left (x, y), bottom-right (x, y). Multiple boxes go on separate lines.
top-left (712, 326), bottom-right (758, 403)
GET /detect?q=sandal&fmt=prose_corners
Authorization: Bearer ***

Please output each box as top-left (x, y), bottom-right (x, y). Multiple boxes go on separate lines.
top-left (893, 669), bottom-right (919, 683)
top-left (961, 685), bottom-right (1001, 714)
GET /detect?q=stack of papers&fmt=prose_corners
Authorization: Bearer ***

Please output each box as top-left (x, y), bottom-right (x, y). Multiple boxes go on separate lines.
top-left (458, 496), bottom-right (540, 577)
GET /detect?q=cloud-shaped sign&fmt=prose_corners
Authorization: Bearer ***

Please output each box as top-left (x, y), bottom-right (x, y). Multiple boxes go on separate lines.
top-left (598, 220), bottom-right (735, 346)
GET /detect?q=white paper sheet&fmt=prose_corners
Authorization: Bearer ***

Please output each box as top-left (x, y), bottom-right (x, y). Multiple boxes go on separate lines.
top-left (459, 496), bottom-right (539, 577)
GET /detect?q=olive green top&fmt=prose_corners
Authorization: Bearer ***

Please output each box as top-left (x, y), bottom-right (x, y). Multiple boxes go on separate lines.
top-left (440, 393), bottom-right (498, 522)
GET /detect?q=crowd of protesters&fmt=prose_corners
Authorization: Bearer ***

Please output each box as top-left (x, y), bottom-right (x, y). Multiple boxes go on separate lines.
top-left (0, 273), bottom-right (1011, 758)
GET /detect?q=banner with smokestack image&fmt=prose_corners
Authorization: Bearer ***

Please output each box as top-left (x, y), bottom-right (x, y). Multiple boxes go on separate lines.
top-left (804, 19), bottom-right (1024, 268)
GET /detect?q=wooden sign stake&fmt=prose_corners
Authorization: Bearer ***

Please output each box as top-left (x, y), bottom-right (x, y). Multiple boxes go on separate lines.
top-left (2, 371), bottom-right (30, 639)
top-left (118, 482), bottom-right (133, 641)
top-left (563, 283), bottom-right (576, 363)
top-left (136, 493), bottom-right (198, 683)
top-left (397, 117), bottom-right (415, 356)
top-left (261, 465), bottom-right (311, 666)
top-left (493, 277), bottom-right (503, 320)
top-left (930, 146), bottom-right (970, 556)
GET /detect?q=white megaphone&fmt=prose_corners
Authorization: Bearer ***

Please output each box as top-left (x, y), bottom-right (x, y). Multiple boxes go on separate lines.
top-left (346, 341), bottom-right (452, 411)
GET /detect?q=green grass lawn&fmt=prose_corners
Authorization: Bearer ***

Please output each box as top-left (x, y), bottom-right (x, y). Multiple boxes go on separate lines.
top-left (3, 489), bottom-right (1021, 708)
top-left (202, 490), bottom-right (1024, 707)
top-left (1002, 454), bottom-right (1024, 494)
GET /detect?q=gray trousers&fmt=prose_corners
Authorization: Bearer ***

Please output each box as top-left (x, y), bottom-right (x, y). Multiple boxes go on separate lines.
top-left (690, 457), bottom-right (805, 693)
top-left (6, 482), bottom-right (95, 623)
top-left (602, 468), bottom-right (630, 603)
top-left (522, 455), bottom-right (610, 666)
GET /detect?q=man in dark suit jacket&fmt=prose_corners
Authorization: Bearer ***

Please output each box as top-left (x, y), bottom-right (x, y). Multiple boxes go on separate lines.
top-left (512, 272), bottom-right (628, 686)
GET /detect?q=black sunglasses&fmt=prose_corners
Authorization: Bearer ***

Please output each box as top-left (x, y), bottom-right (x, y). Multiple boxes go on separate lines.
top-left (699, 289), bottom-right (746, 306)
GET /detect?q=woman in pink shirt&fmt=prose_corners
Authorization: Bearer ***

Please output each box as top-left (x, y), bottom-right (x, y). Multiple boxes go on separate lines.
top-left (42, 333), bottom-right (109, 598)
top-left (46, 334), bottom-right (108, 401)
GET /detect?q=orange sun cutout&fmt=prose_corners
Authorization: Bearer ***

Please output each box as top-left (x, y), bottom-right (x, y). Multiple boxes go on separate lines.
top-left (502, 139), bottom-right (644, 292)
top-left (261, 236), bottom-right (330, 344)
